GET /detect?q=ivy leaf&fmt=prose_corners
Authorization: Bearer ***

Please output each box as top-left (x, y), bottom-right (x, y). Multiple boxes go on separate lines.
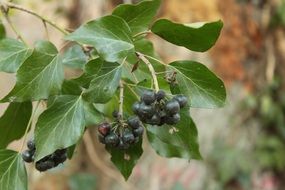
top-left (62, 45), bottom-right (87, 69)
top-left (167, 61), bottom-right (226, 108)
top-left (106, 139), bottom-right (143, 180)
top-left (0, 149), bottom-right (28, 190)
top-left (0, 38), bottom-right (32, 73)
top-left (83, 62), bottom-right (122, 103)
top-left (0, 102), bottom-right (32, 149)
top-left (112, 0), bottom-right (161, 35)
top-left (0, 21), bottom-right (6, 39)
top-left (146, 106), bottom-right (202, 160)
top-left (35, 95), bottom-right (86, 161)
top-left (151, 19), bottom-right (223, 52)
top-left (65, 15), bottom-right (134, 62)
top-left (1, 41), bottom-right (64, 103)
top-left (83, 102), bottom-right (104, 127)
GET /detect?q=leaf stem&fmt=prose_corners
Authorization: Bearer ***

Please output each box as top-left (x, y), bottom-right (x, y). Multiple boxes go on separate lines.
top-left (118, 80), bottom-right (124, 118)
top-left (133, 30), bottom-right (151, 39)
top-left (20, 101), bottom-right (41, 152)
top-left (0, 6), bottom-right (28, 45)
top-left (1, 2), bottom-right (68, 35)
top-left (136, 52), bottom-right (159, 92)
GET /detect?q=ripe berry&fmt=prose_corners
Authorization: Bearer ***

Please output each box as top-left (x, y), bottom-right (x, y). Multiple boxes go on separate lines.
top-left (98, 122), bottom-right (111, 136)
top-left (122, 130), bottom-right (135, 144)
top-left (165, 113), bottom-right (180, 125)
top-left (53, 153), bottom-right (67, 165)
top-left (132, 102), bottom-right (140, 114)
top-left (133, 126), bottom-right (144, 137)
top-left (156, 90), bottom-right (166, 101)
top-left (118, 139), bottom-right (130, 150)
top-left (173, 95), bottom-right (188, 108)
top-left (127, 116), bottom-right (140, 129)
top-left (21, 150), bottom-right (34, 163)
top-left (165, 100), bottom-right (180, 115)
top-left (149, 114), bottom-right (161, 125)
top-left (112, 110), bottom-right (119, 118)
top-left (35, 162), bottom-right (48, 172)
top-left (27, 139), bottom-right (35, 150)
top-left (138, 103), bottom-right (155, 118)
top-left (141, 90), bottom-right (156, 105)
top-left (105, 133), bottom-right (120, 146)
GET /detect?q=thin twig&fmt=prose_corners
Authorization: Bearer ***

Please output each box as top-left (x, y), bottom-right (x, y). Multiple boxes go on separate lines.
top-left (20, 101), bottom-right (41, 152)
top-left (42, 20), bottom-right (50, 40)
top-left (0, 6), bottom-right (28, 44)
top-left (1, 1), bottom-right (68, 35)
top-left (83, 131), bottom-right (137, 190)
top-left (136, 52), bottom-right (159, 92)
top-left (119, 80), bottom-right (124, 118)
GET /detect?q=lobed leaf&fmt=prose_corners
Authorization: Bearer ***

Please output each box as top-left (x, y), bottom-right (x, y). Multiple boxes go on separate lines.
top-left (0, 102), bottom-right (32, 149)
top-left (62, 45), bottom-right (87, 69)
top-left (112, 0), bottom-right (161, 35)
top-left (146, 106), bottom-right (202, 160)
top-left (151, 19), bottom-right (223, 52)
top-left (106, 139), bottom-right (143, 180)
top-left (167, 61), bottom-right (226, 108)
top-left (65, 15), bottom-right (134, 62)
top-left (0, 38), bottom-right (32, 73)
top-left (1, 40), bottom-right (64, 102)
top-left (83, 61), bottom-right (123, 103)
top-left (0, 149), bottom-right (27, 190)
top-left (35, 95), bottom-right (86, 161)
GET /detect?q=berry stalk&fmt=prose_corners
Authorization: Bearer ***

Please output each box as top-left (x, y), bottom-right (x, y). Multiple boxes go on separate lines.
top-left (119, 80), bottom-right (124, 118)
top-left (136, 52), bottom-right (159, 92)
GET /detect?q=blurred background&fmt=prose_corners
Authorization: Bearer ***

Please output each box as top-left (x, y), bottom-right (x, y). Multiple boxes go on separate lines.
top-left (0, 0), bottom-right (285, 189)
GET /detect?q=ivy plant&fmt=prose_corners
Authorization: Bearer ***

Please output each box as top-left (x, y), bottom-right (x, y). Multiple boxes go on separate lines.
top-left (0, 0), bottom-right (226, 187)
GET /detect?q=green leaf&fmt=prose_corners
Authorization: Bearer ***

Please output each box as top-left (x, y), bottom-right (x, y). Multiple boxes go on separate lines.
top-left (65, 15), bottom-right (134, 62)
top-left (83, 62), bottom-right (122, 103)
top-left (0, 21), bottom-right (6, 39)
top-left (146, 106), bottom-right (202, 160)
top-left (83, 102), bottom-right (104, 127)
top-left (0, 149), bottom-right (28, 190)
top-left (35, 95), bottom-right (86, 161)
top-left (0, 38), bottom-right (32, 73)
top-left (167, 61), bottom-right (226, 108)
top-left (106, 139), bottom-right (143, 180)
top-left (0, 102), bottom-right (32, 149)
top-left (62, 45), bottom-right (87, 69)
top-left (112, 0), bottom-right (161, 35)
top-left (151, 19), bottom-right (223, 52)
top-left (1, 41), bottom-right (64, 103)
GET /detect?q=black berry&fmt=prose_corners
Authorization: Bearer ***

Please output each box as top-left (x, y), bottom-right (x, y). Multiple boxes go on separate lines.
top-left (138, 103), bottom-right (155, 118)
top-left (165, 100), bottom-right (180, 115)
top-left (133, 126), bottom-right (144, 137)
top-left (156, 90), bottom-right (166, 101)
top-left (21, 150), bottom-right (34, 163)
top-left (112, 110), bottom-right (119, 118)
top-left (173, 95), bottom-right (188, 108)
top-left (149, 114), bottom-right (161, 125)
top-left (122, 130), bottom-right (135, 144)
top-left (118, 139), bottom-right (130, 150)
top-left (27, 139), bottom-right (35, 150)
top-left (127, 116), bottom-right (140, 129)
top-left (132, 102), bottom-right (140, 114)
top-left (165, 113), bottom-right (180, 125)
top-left (105, 133), bottom-right (120, 146)
top-left (141, 90), bottom-right (156, 105)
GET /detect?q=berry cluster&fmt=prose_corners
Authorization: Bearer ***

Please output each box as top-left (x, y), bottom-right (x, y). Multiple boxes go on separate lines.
top-left (98, 116), bottom-right (144, 150)
top-left (21, 139), bottom-right (68, 172)
top-left (132, 90), bottom-right (187, 126)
